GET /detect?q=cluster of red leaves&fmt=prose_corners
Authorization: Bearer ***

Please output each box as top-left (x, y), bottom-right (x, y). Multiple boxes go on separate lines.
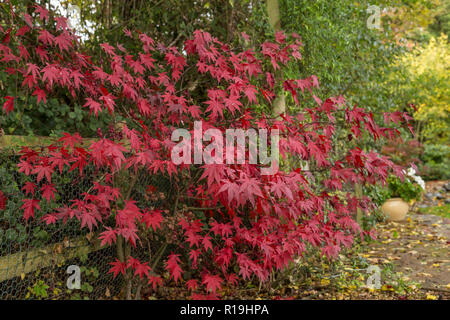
top-left (0, 3), bottom-right (413, 298)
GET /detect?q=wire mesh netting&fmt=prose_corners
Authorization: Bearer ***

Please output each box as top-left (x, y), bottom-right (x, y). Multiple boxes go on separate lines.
top-left (0, 146), bottom-right (173, 300)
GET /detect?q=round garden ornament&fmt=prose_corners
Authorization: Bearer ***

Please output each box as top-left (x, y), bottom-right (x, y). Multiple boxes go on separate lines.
top-left (381, 198), bottom-right (410, 221)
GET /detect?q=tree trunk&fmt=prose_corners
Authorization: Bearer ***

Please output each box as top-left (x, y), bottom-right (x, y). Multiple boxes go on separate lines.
top-left (266, 0), bottom-right (286, 117)
top-left (266, 0), bottom-right (282, 31)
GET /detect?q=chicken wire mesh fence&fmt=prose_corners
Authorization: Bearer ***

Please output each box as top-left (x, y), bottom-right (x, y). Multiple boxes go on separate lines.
top-left (0, 146), bottom-right (174, 300)
top-left (0, 139), bottom-right (371, 300)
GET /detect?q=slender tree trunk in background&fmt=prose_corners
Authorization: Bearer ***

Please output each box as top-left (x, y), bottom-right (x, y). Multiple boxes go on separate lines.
top-left (266, 0), bottom-right (286, 117)
top-left (101, 0), bottom-right (105, 27)
top-left (102, 0), bottom-right (111, 29)
top-left (108, 0), bottom-right (112, 28)
top-left (266, 0), bottom-right (282, 31)
top-left (272, 84), bottom-right (286, 116)
top-left (227, 1), bottom-right (236, 42)
top-left (121, 1), bottom-right (125, 21)
top-left (266, 0), bottom-right (287, 173)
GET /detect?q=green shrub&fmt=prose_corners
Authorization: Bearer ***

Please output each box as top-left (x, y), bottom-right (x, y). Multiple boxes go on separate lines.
top-left (420, 144), bottom-right (450, 180)
top-left (383, 176), bottom-right (423, 203)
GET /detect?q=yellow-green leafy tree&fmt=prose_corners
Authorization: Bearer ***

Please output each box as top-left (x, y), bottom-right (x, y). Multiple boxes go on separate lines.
top-left (397, 34), bottom-right (449, 144)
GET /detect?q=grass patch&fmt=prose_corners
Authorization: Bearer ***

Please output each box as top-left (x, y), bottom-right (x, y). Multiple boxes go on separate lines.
top-left (418, 203), bottom-right (450, 218)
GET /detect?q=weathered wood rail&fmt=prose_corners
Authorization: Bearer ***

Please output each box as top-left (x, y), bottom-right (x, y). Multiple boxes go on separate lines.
top-left (0, 237), bottom-right (102, 282)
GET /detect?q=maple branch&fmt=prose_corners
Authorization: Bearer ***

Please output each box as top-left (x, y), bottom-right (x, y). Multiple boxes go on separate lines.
top-left (135, 281), bottom-right (143, 300)
top-left (148, 179), bottom-right (181, 272)
top-left (184, 206), bottom-right (223, 211)
top-left (151, 242), bottom-right (168, 270)
top-left (168, 33), bottom-right (183, 48)
top-left (124, 171), bottom-right (139, 200)
top-left (181, 196), bottom-right (210, 201)
top-left (173, 187), bottom-right (180, 214)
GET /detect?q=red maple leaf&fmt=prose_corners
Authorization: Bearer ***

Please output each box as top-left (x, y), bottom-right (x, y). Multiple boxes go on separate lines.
top-left (16, 25), bottom-right (30, 37)
top-left (21, 199), bottom-right (40, 221)
top-left (38, 30), bottom-right (54, 45)
top-left (202, 274), bottom-right (223, 293)
top-left (24, 13), bottom-right (33, 27)
top-left (41, 213), bottom-right (58, 225)
top-left (2, 96), bottom-right (14, 114)
top-left (83, 98), bottom-right (103, 117)
top-left (202, 235), bottom-right (213, 252)
top-left (49, 152), bottom-right (70, 173)
top-left (142, 209), bottom-right (163, 231)
top-left (100, 43), bottom-right (116, 56)
top-left (34, 5), bottom-right (49, 22)
top-left (32, 164), bottom-right (53, 183)
top-left (55, 17), bottom-right (68, 30)
top-left (137, 99), bottom-right (150, 116)
top-left (41, 184), bottom-right (56, 203)
top-left (119, 227), bottom-right (139, 247)
top-left (41, 64), bottom-right (59, 87)
top-left (54, 33), bottom-right (72, 52)
top-left (189, 249), bottom-right (201, 266)
top-left (18, 160), bottom-right (33, 175)
top-left (205, 99), bottom-right (224, 119)
top-left (223, 95), bottom-right (242, 114)
top-left (100, 94), bottom-right (116, 114)
top-left (243, 85), bottom-right (258, 103)
top-left (99, 227), bottom-right (117, 247)
top-left (147, 275), bottom-right (163, 290)
top-left (134, 261), bottom-right (151, 279)
top-left (225, 273), bottom-right (239, 286)
top-left (108, 259), bottom-right (127, 278)
top-left (32, 88), bottom-right (47, 104)
top-left (58, 132), bottom-right (82, 150)
top-left (127, 257), bottom-right (151, 279)
top-left (80, 210), bottom-right (99, 231)
top-left (186, 279), bottom-right (198, 291)
top-left (22, 182), bottom-right (36, 196)
top-left (165, 253), bottom-right (183, 283)
top-left (275, 31), bottom-right (286, 43)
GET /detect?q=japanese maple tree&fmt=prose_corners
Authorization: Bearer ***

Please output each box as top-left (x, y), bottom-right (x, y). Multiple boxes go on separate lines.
top-left (0, 3), bottom-right (414, 299)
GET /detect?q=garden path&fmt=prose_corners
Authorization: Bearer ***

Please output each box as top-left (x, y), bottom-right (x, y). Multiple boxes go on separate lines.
top-left (363, 180), bottom-right (450, 299)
